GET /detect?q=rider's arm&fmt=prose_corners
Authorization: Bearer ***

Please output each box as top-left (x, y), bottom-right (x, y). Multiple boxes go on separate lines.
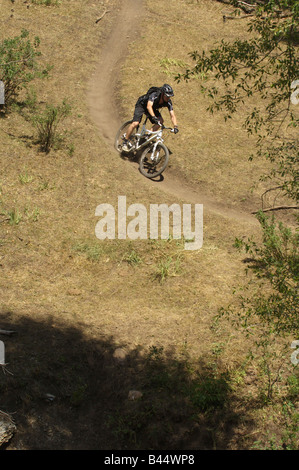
top-left (147, 100), bottom-right (156, 119)
top-left (169, 110), bottom-right (178, 128)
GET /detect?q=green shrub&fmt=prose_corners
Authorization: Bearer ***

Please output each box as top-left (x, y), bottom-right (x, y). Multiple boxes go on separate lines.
top-left (31, 0), bottom-right (60, 5)
top-left (0, 30), bottom-right (50, 108)
top-left (31, 99), bottom-right (71, 153)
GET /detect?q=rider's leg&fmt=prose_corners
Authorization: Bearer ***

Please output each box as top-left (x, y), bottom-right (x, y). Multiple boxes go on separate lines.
top-left (125, 120), bottom-right (139, 141)
top-left (122, 101), bottom-right (144, 152)
top-left (122, 120), bottom-right (140, 152)
top-left (123, 102), bottom-right (143, 145)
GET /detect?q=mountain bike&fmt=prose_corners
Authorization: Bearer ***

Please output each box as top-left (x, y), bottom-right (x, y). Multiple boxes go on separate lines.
top-left (114, 118), bottom-right (175, 179)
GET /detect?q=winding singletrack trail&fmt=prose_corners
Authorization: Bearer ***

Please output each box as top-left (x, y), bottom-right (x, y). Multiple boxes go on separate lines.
top-left (88, 0), bottom-right (144, 142)
top-left (87, 0), bottom-right (258, 227)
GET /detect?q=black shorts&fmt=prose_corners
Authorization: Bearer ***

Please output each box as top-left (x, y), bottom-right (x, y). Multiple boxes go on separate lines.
top-left (132, 100), bottom-right (162, 124)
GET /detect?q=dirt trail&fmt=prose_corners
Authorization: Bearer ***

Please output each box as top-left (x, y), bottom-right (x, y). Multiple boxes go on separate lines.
top-left (88, 0), bottom-right (144, 142)
top-left (88, 0), bottom-right (258, 227)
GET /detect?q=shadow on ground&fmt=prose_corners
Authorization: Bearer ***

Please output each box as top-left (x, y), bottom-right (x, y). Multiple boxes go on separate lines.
top-left (0, 311), bottom-right (252, 450)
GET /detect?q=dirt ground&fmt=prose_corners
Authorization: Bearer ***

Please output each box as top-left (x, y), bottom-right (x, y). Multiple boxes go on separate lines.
top-left (0, 0), bottom-right (297, 451)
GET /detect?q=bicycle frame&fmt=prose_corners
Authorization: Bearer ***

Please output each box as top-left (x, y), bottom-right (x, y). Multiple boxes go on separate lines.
top-left (131, 122), bottom-right (165, 154)
top-left (132, 116), bottom-right (174, 150)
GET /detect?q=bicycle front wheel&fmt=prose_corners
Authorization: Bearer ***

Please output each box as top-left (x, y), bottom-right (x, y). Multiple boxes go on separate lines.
top-left (114, 120), bottom-right (135, 153)
top-left (139, 143), bottom-right (169, 179)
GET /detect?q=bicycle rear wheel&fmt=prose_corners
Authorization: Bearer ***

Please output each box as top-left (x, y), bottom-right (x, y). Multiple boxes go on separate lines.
top-left (114, 120), bottom-right (136, 153)
top-left (139, 143), bottom-right (169, 179)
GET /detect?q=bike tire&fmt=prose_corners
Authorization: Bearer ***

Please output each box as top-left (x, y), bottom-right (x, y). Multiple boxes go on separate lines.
top-left (139, 143), bottom-right (169, 179)
top-left (114, 120), bottom-right (134, 153)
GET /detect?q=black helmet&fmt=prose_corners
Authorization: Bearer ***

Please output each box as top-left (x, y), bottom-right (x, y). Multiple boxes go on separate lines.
top-left (161, 83), bottom-right (174, 97)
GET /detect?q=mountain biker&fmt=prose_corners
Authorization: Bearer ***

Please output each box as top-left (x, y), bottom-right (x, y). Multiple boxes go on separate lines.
top-left (122, 83), bottom-right (179, 152)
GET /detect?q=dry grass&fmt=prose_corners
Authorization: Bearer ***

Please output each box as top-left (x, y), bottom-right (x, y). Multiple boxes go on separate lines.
top-left (0, 0), bottom-right (297, 450)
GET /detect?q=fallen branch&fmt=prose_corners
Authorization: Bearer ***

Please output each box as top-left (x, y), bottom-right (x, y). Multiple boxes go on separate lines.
top-left (223, 13), bottom-right (254, 20)
top-left (217, 0), bottom-right (257, 13)
top-left (95, 9), bottom-right (110, 24)
top-left (252, 206), bottom-right (299, 214)
top-left (0, 329), bottom-right (16, 336)
top-left (1, 364), bottom-right (13, 376)
top-left (237, 1), bottom-right (257, 13)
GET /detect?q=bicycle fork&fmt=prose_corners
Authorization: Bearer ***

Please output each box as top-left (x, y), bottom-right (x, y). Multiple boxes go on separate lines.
top-left (150, 141), bottom-right (161, 161)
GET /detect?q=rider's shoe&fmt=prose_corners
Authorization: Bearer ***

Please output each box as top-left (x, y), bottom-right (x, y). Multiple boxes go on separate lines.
top-left (122, 139), bottom-right (133, 152)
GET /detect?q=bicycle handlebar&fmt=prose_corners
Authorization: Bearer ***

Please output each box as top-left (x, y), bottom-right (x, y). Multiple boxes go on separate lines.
top-left (157, 123), bottom-right (175, 132)
top-left (144, 117), bottom-right (175, 132)
top-left (145, 125), bottom-right (175, 135)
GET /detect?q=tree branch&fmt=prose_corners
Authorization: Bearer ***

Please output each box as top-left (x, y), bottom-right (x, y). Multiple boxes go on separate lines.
top-left (95, 9), bottom-right (110, 24)
top-left (252, 205), bottom-right (299, 214)
top-left (0, 329), bottom-right (16, 336)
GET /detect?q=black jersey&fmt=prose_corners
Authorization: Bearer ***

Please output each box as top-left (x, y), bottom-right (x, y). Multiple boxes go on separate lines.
top-left (137, 90), bottom-right (173, 113)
